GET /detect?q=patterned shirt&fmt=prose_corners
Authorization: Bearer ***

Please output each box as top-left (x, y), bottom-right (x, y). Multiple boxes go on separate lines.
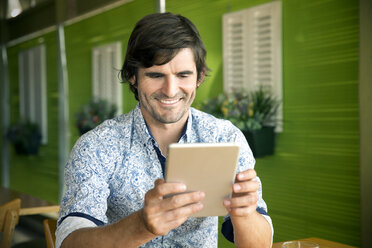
top-left (56, 104), bottom-right (272, 248)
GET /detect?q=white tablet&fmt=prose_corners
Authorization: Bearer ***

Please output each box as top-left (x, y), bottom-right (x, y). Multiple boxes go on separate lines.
top-left (165, 143), bottom-right (240, 217)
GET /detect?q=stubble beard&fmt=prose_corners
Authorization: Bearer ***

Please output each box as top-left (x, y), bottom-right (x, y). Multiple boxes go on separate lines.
top-left (140, 91), bottom-right (195, 124)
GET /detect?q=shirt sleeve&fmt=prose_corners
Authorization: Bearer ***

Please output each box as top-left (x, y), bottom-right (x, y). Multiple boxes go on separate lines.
top-left (56, 129), bottom-right (117, 246)
top-left (55, 216), bottom-right (98, 248)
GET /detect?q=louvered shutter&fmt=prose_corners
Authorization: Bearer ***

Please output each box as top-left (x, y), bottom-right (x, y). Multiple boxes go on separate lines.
top-left (223, 11), bottom-right (246, 93)
top-left (92, 42), bottom-right (122, 114)
top-left (223, 1), bottom-right (282, 130)
top-left (18, 45), bottom-right (48, 144)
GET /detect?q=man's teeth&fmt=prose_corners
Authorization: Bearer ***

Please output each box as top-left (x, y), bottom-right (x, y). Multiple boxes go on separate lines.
top-left (160, 99), bottom-right (179, 104)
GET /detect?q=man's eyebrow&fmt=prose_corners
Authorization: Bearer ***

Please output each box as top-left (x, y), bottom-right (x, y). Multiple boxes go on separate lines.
top-left (144, 70), bottom-right (194, 76)
top-left (177, 70), bottom-right (194, 75)
top-left (144, 72), bottom-right (164, 77)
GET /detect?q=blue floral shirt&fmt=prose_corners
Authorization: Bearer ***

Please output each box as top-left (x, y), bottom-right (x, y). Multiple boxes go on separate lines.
top-left (56, 104), bottom-right (272, 247)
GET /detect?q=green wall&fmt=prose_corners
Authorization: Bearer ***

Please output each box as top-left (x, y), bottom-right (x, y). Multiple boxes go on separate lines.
top-left (6, 31), bottom-right (59, 203)
top-left (266, 1), bottom-right (360, 245)
top-left (4, 0), bottom-right (360, 246)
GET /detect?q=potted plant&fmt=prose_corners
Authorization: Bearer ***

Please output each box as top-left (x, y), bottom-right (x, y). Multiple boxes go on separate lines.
top-left (6, 120), bottom-right (42, 155)
top-left (200, 87), bottom-right (279, 157)
top-left (75, 99), bottom-right (117, 135)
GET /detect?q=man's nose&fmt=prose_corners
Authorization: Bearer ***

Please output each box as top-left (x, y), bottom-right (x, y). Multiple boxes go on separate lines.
top-left (162, 76), bottom-right (178, 97)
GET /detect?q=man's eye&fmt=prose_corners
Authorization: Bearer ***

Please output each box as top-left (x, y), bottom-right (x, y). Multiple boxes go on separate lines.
top-left (149, 74), bottom-right (163, 78)
top-left (179, 74), bottom-right (189, 78)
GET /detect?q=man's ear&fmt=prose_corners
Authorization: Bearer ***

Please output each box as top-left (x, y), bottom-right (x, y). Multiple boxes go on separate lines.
top-left (129, 76), bottom-right (137, 87)
top-left (196, 72), bottom-right (205, 88)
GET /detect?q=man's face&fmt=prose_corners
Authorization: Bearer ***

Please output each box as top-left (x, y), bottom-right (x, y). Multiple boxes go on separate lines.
top-left (133, 48), bottom-right (202, 126)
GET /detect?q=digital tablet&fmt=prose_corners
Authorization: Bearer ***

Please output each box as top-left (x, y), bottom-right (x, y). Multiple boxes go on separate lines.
top-left (165, 143), bottom-right (240, 217)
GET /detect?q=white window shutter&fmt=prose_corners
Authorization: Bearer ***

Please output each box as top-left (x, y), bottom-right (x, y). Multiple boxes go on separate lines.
top-left (223, 1), bottom-right (282, 131)
top-left (18, 45), bottom-right (48, 144)
top-left (223, 10), bottom-right (245, 93)
top-left (92, 42), bottom-right (122, 114)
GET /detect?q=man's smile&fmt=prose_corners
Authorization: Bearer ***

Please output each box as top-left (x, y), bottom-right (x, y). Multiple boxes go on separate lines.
top-left (158, 98), bottom-right (182, 105)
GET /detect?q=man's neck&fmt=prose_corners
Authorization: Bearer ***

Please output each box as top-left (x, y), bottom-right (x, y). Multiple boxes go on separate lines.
top-left (142, 110), bottom-right (189, 157)
top-left (150, 124), bottom-right (184, 156)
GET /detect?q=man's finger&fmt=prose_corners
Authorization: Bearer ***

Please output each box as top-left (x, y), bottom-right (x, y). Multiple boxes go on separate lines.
top-left (233, 180), bottom-right (259, 193)
top-left (161, 191), bottom-right (205, 211)
top-left (226, 193), bottom-right (258, 208)
top-left (236, 169), bottom-right (256, 181)
top-left (148, 182), bottom-right (187, 199)
top-left (163, 201), bottom-right (204, 222)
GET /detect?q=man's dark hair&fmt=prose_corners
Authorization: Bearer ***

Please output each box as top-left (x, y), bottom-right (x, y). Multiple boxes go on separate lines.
top-left (120, 12), bottom-right (209, 100)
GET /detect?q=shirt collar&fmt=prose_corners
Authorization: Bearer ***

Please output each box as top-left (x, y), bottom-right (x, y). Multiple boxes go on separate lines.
top-left (181, 108), bottom-right (193, 143)
top-left (133, 104), bottom-right (152, 146)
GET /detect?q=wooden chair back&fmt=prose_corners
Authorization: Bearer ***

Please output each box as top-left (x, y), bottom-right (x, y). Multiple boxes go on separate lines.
top-left (43, 219), bottom-right (57, 248)
top-left (0, 198), bottom-right (21, 248)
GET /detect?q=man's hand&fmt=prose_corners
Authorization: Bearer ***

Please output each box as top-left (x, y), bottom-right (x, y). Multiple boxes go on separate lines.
top-left (222, 169), bottom-right (272, 247)
top-left (141, 179), bottom-right (205, 236)
top-left (60, 179), bottom-right (204, 248)
top-left (223, 169), bottom-right (259, 217)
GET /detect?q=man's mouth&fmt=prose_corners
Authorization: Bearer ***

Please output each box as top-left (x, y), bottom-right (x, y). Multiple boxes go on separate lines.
top-left (159, 98), bottom-right (182, 105)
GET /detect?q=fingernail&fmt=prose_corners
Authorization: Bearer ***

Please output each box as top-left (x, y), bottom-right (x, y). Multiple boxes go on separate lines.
top-left (224, 199), bottom-right (231, 206)
top-left (197, 202), bottom-right (203, 210)
top-left (238, 173), bottom-right (245, 180)
top-left (180, 184), bottom-right (187, 191)
top-left (234, 184), bottom-right (241, 192)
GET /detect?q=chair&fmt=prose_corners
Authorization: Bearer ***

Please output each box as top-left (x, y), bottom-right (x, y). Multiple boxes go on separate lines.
top-left (43, 219), bottom-right (57, 248)
top-left (0, 198), bottom-right (21, 248)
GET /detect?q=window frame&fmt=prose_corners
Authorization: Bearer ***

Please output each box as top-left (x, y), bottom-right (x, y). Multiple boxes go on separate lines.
top-left (18, 44), bottom-right (48, 144)
top-left (92, 41), bottom-right (123, 114)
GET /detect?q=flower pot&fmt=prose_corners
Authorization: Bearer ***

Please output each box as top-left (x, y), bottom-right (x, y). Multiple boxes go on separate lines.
top-left (13, 133), bottom-right (41, 155)
top-left (7, 120), bottom-right (42, 155)
top-left (243, 126), bottom-right (275, 158)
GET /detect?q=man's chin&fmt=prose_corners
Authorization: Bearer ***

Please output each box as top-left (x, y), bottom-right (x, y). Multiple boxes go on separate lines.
top-left (157, 116), bottom-right (183, 124)
top-left (156, 111), bottom-right (187, 124)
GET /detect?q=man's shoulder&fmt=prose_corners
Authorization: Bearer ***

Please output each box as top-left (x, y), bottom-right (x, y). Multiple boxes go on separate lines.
top-left (190, 107), bottom-right (234, 128)
top-left (190, 108), bottom-right (240, 142)
top-left (76, 109), bottom-right (135, 146)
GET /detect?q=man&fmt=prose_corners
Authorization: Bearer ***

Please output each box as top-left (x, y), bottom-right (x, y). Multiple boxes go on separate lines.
top-left (56, 12), bottom-right (273, 247)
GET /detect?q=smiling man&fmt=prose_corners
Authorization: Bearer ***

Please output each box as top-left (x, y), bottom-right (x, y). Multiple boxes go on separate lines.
top-left (56, 13), bottom-right (273, 248)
